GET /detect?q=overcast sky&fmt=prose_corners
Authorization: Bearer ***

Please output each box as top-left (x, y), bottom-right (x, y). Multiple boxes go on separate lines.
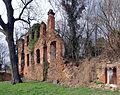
top-left (0, 0), bottom-right (52, 22)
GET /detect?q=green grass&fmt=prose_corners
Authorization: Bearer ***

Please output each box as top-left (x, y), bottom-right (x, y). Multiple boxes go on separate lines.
top-left (0, 81), bottom-right (119, 95)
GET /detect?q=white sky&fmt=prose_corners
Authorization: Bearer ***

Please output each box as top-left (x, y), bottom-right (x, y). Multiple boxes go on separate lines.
top-left (0, 0), bottom-right (53, 22)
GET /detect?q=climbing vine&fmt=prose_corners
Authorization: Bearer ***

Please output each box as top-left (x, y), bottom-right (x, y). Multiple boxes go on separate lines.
top-left (28, 23), bottom-right (40, 53)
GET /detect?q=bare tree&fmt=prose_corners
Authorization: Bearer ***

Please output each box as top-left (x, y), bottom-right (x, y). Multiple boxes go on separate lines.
top-left (83, 0), bottom-right (100, 57)
top-left (98, 0), bottom-right (120, 59)
top-left (0, 0), bottom-right (35, 83)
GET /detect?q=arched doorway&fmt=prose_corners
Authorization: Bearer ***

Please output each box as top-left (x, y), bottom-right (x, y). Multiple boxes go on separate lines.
top-left (50, 41), bottom-right (56, 60)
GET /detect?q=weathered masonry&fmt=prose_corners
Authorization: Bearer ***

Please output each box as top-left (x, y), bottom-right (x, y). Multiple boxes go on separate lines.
top-left (18, 9), bottom-right (65, 81)
top-left (98, 62), bottom-right (120, 85)
top-left (18, 9), bottom-right (120, 86)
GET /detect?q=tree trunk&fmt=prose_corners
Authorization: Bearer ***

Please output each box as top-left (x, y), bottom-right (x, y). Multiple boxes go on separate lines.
top-left (6, 33), bottom-right (22, 83)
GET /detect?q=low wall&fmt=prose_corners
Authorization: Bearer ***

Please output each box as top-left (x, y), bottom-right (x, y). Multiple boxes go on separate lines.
top-left (0, 72), bottom-right (11, 81)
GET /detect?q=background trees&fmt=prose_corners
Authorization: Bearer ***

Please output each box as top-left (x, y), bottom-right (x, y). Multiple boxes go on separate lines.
top-left (49, 0), bottom-right (86, 61)
top-left (49, 0), bottom-right (120, 62)
top-left (61, 0), bottom-right (85, 61)
top-left (0, 43), bottom-right (9, 71)
top-left (98, 0), bottom-right (120, 59)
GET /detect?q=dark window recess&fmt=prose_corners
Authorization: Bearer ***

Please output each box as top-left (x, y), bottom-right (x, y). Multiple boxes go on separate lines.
top-left (43, 26), bottom-right (46, 36)
top-left (105, 68), bottom-right (107, 84)
top-left (31, 32), bottom-right (34, 39)
top-left (21, 53), bottom-right (24, 62)
top-left (27, 36), bottom-right (29, 46)
top-left (22, 42), bottom-right (24, 52)
top-left (36, 49), bottom-right (40, 63)
top-left (112, 67), bottom-right (117, 84)
top-left (37, 31), bottom-right (40, 38)
top-left (50, 41), bottom-right (56, 60)
top-left (21, 52), bottom-right (25, 76)
top-left (27, 54), bottom-right (29, 66)
top-left (43, 45), bottom-right (47, 63)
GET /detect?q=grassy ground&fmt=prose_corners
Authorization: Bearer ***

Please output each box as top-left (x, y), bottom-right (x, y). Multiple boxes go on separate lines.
top-left (0, 81), bottom-right (119, 95)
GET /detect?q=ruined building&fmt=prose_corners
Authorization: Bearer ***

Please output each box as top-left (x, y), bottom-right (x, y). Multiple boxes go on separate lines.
top-left (18, 9), bottom-right (65, 81)
top-left (18, 9), bottom-right (120, 86)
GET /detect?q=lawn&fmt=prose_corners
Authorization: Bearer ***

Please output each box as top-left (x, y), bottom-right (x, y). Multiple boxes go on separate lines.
top-left (0, 81), bottom-right (119, 95)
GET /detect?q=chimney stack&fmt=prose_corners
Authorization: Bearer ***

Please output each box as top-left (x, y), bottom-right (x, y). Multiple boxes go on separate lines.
top-left (48, 9), bottom-right (55, 33)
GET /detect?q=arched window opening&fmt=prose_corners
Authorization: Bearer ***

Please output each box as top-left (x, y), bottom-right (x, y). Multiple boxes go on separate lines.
top-left (50, 41), bottom-right (56, 60)
top-left (36, 49), bottom-right (40, 63)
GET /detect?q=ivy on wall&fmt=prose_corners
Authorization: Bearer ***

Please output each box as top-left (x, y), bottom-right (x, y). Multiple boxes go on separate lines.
top-left (28, 23), bottom-right (40, 53)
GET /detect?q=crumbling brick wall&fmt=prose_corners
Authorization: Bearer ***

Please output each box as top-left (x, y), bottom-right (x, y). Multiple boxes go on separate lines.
top-left (94, 58), bottom-right (120, 85)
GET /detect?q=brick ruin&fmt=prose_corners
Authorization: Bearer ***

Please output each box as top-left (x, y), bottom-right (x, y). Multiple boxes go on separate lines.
top-left (18, 9), bottom-right (120, 86)
top-left (18, 9), bottom-right (65, 81)
top-left (97, 60), bottom-right (120, 85)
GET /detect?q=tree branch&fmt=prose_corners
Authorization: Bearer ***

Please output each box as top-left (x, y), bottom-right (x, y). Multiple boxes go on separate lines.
top-left (0, 28), bottom-right (5, 33)
top-left (14, 0), bottom-right (33, 25)
top-left (75, 5), bottom-right (85, 18)
top-left (15, 18), bottom-right (30, 24)
top-left (0, 15), bottom-right (6, 29)
top-left (18, 0), bottom-right (33, 19)
top-left (21, 0), bottom-right (26, 5)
